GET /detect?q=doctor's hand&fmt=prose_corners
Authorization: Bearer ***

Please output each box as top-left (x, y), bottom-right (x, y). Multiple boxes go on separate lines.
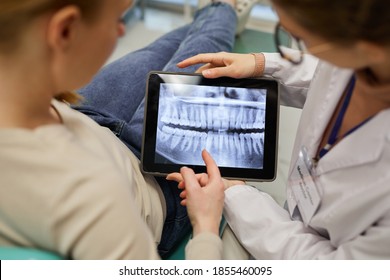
top-left (166, 150), bottom-right (225, 236)
top-left (177, 52), bottom-right (263, 79)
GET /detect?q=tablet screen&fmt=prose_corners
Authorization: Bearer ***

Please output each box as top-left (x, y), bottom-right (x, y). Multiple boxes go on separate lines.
top-left (141, 71), bottom-right (279, 181)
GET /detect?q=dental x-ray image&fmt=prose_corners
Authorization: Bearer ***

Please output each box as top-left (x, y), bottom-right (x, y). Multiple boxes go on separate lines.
top-left (155, 83), bottom-right (267, 169)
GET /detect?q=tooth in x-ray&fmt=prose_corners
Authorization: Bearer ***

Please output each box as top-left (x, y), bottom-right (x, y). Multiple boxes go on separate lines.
top-left (155, 83), bottom-right (266, 168)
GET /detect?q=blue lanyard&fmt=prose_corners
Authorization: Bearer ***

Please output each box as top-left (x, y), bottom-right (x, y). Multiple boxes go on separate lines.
top-left (319, 76), bottom-right (371, 158)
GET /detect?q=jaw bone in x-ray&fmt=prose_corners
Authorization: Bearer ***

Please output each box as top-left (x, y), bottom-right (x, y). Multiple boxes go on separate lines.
top-left (156, 83), bottom-right (266, 169)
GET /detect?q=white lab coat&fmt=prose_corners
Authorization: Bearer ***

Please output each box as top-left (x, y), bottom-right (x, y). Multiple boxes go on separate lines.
top-left (223, 53), bottom-right (390, 259)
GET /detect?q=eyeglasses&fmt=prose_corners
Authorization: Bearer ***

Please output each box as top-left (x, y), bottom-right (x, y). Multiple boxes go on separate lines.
top-left (274, 22), bottom-right (334, 65)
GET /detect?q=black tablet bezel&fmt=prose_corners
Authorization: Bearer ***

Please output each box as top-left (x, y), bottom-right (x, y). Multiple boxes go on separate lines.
top-left (141, 71), bottom-right (279, 181)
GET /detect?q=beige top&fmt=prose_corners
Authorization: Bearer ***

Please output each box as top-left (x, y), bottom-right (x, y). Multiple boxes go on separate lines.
top-left (0, 100), bottom-right (222, 259)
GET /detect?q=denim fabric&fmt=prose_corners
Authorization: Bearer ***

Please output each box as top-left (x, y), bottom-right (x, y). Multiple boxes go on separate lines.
top-left (73, 3), bottom-right (237, 258)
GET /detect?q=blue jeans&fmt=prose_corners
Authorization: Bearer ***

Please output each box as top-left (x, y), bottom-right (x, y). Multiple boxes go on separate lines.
top-left (74, 4), bottom-right (237, 258)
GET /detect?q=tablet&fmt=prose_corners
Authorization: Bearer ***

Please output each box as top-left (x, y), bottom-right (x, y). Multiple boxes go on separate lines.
top-left (141, 71), bottom-right (279, 181)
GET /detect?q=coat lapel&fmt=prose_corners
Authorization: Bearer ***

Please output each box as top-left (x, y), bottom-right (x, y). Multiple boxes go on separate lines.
top-left (316, 110), bottom-right (390, 174)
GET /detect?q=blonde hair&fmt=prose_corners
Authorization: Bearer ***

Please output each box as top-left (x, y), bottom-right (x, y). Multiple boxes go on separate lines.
top-left (0, 0), bottom-right (102, 103)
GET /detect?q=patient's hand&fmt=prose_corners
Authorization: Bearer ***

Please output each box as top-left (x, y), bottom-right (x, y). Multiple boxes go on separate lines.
top-left (167, 151), bottom-right (246, 205)
top-left (167, 150), bottom-right (225, 236)
top-left (167, 174), bottom-right (245, 202)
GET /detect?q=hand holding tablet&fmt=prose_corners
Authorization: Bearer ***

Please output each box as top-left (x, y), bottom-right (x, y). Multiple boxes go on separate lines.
top-left (141, 71), bottom-right (279, 181)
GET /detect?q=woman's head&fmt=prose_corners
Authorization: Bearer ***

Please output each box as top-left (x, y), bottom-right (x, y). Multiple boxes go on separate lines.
top-left (271, 0), bottom-right (390, 46)
top-left (0, 0), bottom-right (130, 101)
top-left (0, 0), bottom-right (105, 53)
top-left (271, 0), bottom-right (390, 70)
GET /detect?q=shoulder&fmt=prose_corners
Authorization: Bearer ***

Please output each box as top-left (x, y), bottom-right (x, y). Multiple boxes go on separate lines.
top-left (47, 165), bottom-right (158, 259)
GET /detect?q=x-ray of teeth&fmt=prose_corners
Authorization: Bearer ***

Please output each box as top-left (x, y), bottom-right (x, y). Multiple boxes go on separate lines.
top-left (155, 83), bottom-right (267, 169)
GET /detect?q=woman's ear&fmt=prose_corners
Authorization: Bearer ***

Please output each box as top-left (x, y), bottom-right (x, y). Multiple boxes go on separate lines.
top-left (46, 5), bottom-right (82, 52)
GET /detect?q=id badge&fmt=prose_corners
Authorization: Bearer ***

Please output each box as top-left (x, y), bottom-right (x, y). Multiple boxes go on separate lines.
top-left (289, 147), bottom-right (321, 226)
